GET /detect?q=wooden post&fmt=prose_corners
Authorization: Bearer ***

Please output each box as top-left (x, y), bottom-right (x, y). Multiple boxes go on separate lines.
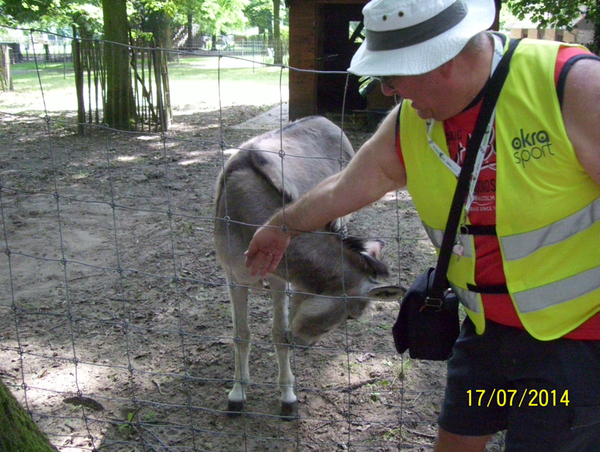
top-left (153, 48), bottom-right (170, 132)
top-left (72, 29), bottom-right (86, 136)
top-left (0, 45), bottom-right (13, 92)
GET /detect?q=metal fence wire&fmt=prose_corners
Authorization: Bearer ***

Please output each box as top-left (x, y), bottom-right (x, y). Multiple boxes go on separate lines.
top-left (0, 27), bottom-right (506, 452)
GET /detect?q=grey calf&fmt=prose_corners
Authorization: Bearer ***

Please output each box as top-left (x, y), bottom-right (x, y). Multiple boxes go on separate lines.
top-left (214, 116), bottom-right (404, 418)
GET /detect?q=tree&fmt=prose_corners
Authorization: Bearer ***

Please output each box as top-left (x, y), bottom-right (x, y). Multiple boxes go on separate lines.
top-left (175, 0), bottom-right (205, 48)
top-left (244, 0), bottom-right (273, 40)
top-left (0, 378), bottom-right (58, 452)
top-left (170, 0), bottom-right (247, 50)
top-left (102, 0), bottom-right (136, 129)
top-left (272, 0), bottom-right (282, 64)
top-left (131, 0), bottom-right (178, 49)
top-left (1, 0), bottom-right (59, 24)
top-left (201, 0), bottom-right (247, 49)
top-left (506, 0), bottom-right (600, 54)
top-left (244, 0), bottom-right (286, 63)
top-left (0, 0), bottom-right (102, 32)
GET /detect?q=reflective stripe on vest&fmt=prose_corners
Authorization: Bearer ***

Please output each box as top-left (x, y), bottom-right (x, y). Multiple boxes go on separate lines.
top-left (450, 283), bottom-right (481, 313)
top-left (513, 266), bottom-right (600, 313)
top-left (501, 197), bottom-right (600, 261)
top-left (426, 200), bottom-right (600, 314)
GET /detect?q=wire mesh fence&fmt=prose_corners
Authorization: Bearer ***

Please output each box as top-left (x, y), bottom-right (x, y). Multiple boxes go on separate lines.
top-left (0, 26), bottom-right (506, 452)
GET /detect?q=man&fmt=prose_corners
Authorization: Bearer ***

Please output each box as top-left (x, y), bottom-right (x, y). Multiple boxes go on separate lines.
top-left (245, 0), bottom-right (600, 450)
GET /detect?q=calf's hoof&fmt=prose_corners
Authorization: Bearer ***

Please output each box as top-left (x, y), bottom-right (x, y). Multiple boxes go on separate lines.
top-left (227, 400), bottom-right (245, 418)
top-left (279, 401), bottom-right (298, 421)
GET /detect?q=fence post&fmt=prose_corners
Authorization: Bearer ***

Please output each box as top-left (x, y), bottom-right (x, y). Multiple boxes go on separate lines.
top-left (71, 30), bottom-right (86, 136)
top-left (0, 45), bottom-right (13, 92)
top-left (153, 48), bottom-right (170, 132)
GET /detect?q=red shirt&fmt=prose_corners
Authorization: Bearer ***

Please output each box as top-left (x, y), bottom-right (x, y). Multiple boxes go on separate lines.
top-left (398, 45), bottom-right (600, 340)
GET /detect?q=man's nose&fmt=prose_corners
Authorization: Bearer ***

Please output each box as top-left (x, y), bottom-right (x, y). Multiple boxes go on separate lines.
top-left (379, 77), bottom-right (402, 97)
top-left (380, 82), bottom-right (397, 96)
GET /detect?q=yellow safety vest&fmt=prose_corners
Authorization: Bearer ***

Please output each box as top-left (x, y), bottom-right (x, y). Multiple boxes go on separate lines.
top-left (400, 37), bottom-right (600, 340)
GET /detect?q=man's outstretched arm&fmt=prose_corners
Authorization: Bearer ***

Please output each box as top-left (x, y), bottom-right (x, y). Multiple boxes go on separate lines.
top-left (245, 105), bottom-right (407, 276)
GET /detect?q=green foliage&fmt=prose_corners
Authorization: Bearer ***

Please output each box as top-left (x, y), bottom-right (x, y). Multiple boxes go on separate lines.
top-left (201, 0), bottom-right (249, 35)
top-left (505, 0), bottom-right (600, 54)
top-left (244, 0), bottom-right (272, 34)
top-left (505, 0), bottom-right (598, 31)
top-left (1, 0), bottom-right (280, 40)
top-left (170, 0), bottom-right (250, 37)
top-left (141, 0), bottom-right (178, 17)
top-left (128, 0), bottom-right (175, 44)
top-left (1, 0), bottom-right (58, 24)
top-left (0, 0), bottom-right (102, 32)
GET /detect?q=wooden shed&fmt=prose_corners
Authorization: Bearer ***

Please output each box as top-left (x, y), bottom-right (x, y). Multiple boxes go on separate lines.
top-left (286, 0), bottom-right (396, 121)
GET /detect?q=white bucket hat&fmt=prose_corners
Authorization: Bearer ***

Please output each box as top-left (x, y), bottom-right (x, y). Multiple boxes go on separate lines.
top-left (348, 0), bottom-right (496, 76)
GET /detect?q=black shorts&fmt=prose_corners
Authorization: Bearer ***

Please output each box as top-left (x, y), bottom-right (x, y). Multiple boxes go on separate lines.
top-left (438, 318), bottom-right (600, 452)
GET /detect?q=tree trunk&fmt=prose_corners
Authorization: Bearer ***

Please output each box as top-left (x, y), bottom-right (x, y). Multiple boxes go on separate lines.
top-left (187, 12), bottom-right (194, 48)
top-left (102, 0), bottom-right (136, 130)
top-left (72, 26), bottom-right (86, 136)
top-left (273, 0), bottom-right (283, 64)
top-left (0, 378), bottom-right (58, 452)
top-left (148, 9), bottom-right (172, 52)
top-left (0, 45), bottom-right (13, 92)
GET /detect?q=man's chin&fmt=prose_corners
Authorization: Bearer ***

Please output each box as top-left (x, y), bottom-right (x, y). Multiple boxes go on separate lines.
top-left (415, 108), bottom-right (434, 120)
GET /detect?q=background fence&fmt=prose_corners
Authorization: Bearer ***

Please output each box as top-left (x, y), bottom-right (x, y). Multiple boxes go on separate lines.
top-left (0, 28), bottom-right (506, 452)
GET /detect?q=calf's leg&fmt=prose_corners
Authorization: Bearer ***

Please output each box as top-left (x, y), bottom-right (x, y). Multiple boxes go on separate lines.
top-left (270, 279), bottom-right (297, 419)
top-left (227, 282), bottom-right (251, 416)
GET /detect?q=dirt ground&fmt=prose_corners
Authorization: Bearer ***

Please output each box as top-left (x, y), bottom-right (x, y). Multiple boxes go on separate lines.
top-left (0, 102), bottom-right (505, 451)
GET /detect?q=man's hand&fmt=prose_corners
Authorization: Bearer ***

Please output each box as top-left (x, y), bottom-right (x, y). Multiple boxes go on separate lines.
top-left (245, 225), bottom-right (291, 277)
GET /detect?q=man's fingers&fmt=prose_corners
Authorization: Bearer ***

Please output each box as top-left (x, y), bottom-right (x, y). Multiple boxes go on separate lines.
top-left (249, 253), bottom-right (264, 276)
top-left (244, 226), bottom-right (288, 276)
top-left (259, 253), bottom-right (277, 277)
top-left (246, 251), bottom-right (270, 277)
top-left (244, 250), bottom-right (281, 277)
top-left (244, 250), bottom-right (255, 269)
top-left (267, 255), bottom-right (283, 276)
top-left (260, 255), bottom-right (272, 277)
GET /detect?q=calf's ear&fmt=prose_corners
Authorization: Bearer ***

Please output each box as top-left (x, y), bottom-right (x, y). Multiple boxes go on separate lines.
top-left (361, 239), bottom-right (385, 259)
top-left (368, 285), bottom-right (407, 300)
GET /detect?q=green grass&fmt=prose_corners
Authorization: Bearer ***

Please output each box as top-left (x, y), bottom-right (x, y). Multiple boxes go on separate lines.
top-left (2, 55), bottom-right (289, 113)
top-left (11, 61), bottom-right (75, 93)
top-left (167, 57), bottom-right (289, 109)
top-left (169, 54), bottom-right (288, 83)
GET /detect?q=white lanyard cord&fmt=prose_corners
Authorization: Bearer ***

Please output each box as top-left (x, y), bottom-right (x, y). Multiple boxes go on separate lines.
top-left (426, 33), bottom-right (504, 214)
top-left (426, 113), bottom-right (495, 213)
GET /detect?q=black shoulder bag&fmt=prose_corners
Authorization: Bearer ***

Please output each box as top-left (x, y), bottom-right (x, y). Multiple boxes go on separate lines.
top-left (392, 39), bottom-right (520, 361)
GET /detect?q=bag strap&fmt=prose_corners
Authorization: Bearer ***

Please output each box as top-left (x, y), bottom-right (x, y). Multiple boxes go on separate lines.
top-left (427, 38), bottom-right (520, 303)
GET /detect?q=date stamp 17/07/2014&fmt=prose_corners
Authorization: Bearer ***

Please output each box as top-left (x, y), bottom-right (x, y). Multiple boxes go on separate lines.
top-left (467, 389), bottom-right (570, 407)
